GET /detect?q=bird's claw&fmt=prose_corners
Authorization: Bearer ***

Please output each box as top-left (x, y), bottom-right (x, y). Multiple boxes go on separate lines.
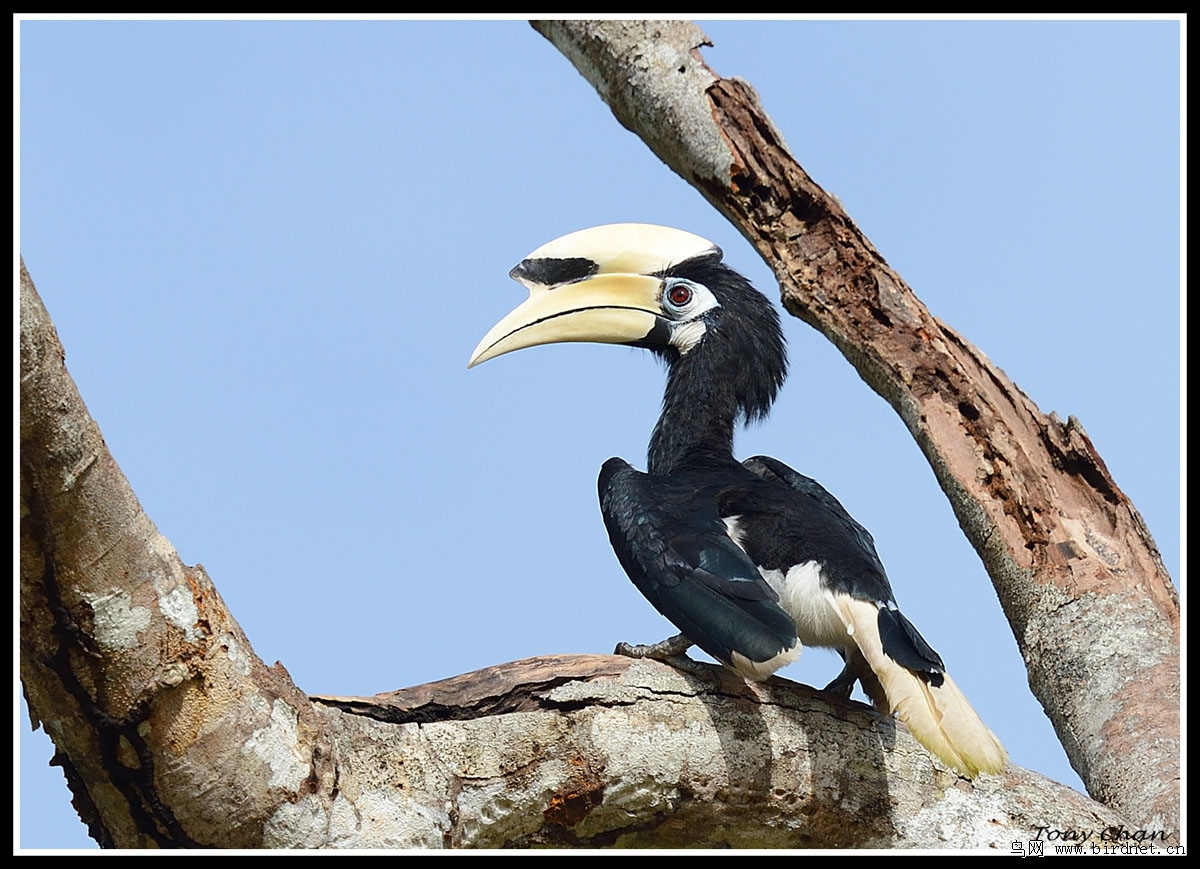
top-left (614, 632), bottom-right (694, 660)
top-left (614, 633), bottom-right (707, 674)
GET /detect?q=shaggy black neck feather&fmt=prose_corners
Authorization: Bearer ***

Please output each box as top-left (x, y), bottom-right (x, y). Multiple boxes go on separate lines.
top-left (647, 261), bottom-right (787, 475)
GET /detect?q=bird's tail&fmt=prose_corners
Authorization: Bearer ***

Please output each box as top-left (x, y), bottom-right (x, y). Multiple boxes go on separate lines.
top-left (835, 596), bottom-right (1008, 778)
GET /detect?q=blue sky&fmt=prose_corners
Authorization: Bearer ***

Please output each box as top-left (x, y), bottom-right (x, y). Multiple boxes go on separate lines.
top-left (17, 18), bottom-right (1181, 849)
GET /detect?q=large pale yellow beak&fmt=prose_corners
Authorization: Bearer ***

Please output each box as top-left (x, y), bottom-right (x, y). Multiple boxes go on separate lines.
top-left (469, 223), bottom-right (721, 368)
top-left (468, 273), bottom-right (664, 368)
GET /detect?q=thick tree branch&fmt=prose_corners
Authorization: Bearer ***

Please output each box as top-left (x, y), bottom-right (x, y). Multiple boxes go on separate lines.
top-left (21, 260), bottom-right (1138, 847)
top-left (530, 20), bottom-right (1179, 839)
top-left (311, 655), bottom-right (1129, 849)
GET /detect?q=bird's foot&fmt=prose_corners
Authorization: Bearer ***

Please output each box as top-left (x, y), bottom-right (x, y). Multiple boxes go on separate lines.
top-left (614, 632), bottom-right (694, 660)
top-left (823, 660), bottom-right (859, 700)
top-left (614, 633), bottom-right (705, 674)
top-left (823, 655), bottom-right (887, 710)
top-left (822, 672), bottom-right (856, 700)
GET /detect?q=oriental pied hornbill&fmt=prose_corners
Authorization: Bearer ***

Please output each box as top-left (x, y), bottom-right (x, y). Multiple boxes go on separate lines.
top-left (469, 223), bottom-right (1007, 778)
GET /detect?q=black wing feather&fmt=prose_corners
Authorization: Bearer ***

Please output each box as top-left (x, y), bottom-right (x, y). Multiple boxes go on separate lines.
top-left (598, 458), bottom-right (797, 670)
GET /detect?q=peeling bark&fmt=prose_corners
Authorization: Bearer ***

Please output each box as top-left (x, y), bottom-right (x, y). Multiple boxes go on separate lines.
top-left (531, 20), bottom-right (1179, 838)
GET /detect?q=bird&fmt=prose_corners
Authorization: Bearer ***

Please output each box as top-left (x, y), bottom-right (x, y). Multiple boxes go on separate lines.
top-left (468, 223), bottom-right (1007, 778)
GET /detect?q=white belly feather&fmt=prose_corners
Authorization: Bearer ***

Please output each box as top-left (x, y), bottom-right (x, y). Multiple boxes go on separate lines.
top-left (758, 561), bottom-right (857, 651)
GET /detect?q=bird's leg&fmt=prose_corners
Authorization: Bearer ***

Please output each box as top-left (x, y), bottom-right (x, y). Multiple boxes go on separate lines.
top-left (823, 664), bottom-right (857, 700)
top-left (823, 647), bottom-right (887, 710)
top-left (614, 633), bottom-right (704, 673)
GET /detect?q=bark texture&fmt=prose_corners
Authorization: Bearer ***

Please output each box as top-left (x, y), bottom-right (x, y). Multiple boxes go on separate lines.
top-left (310, 655), bottom-right (1128, 849)
top-left (531, 20), bottom-right (1179, 839)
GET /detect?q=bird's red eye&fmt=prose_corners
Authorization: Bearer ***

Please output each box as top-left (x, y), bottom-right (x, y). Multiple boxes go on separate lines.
top-left (668, 285), bottom-right (693, 306)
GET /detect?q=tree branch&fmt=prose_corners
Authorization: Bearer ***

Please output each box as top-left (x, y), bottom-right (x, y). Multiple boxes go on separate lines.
top-left (530, 20), bottom-right (1179, 838)
top-left (312, 655), bottom-right (1129, 849)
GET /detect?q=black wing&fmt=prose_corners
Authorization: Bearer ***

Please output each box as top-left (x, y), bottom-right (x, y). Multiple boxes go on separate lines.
top-left (738, 455), bottom-right (887, 582)
top-left (598, 457), bottom-right (798, 674)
